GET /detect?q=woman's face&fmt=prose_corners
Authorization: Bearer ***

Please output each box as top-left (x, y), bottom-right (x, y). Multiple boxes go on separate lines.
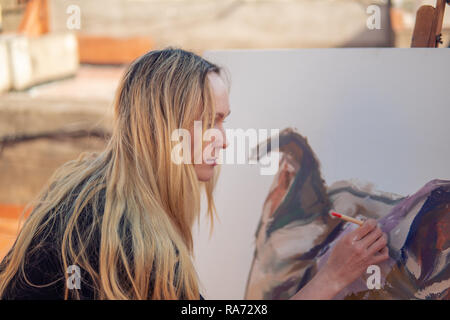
top-left (192, 72), bottom-right (230, 182)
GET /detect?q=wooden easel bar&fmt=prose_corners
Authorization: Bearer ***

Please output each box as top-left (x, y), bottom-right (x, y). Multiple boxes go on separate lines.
top-left (411, 0), bottom-right (449, 47)
top-left (411, 6), bottom-right (436, 47)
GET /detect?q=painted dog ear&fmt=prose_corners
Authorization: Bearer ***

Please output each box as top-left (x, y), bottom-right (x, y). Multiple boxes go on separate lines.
top-left (255, 127), bottom-right (331, 239)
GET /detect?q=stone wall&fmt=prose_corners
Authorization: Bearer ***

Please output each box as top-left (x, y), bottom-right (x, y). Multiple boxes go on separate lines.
top-left (49, 0), bottom-right (395, 52)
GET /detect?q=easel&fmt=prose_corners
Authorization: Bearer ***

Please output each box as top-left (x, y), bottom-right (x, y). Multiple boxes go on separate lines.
top-left (411, 0), bottom-right (450, 47)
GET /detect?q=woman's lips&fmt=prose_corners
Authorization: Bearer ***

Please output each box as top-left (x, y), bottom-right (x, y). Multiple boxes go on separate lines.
top-left (206, 158), bottom-right (218, 166)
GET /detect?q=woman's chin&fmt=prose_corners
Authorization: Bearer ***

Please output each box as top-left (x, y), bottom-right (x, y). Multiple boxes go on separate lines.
top-left (195, 165), bottom-right (215, 182)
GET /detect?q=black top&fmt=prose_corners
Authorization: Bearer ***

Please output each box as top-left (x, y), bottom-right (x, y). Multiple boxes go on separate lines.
top-left (0, 188), bottom-right (204, 300)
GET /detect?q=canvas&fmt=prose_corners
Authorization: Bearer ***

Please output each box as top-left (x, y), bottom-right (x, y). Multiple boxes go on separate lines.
top-left (245, 128), bottom-right (450, 300)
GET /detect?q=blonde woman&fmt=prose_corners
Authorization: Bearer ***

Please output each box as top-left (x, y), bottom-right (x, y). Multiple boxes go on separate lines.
top-left (0, 48), bottom-right (388, 300)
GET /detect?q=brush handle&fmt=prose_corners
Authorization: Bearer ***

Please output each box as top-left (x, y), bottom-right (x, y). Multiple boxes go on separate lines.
top-left (331, 212), bottom-right (364, 226)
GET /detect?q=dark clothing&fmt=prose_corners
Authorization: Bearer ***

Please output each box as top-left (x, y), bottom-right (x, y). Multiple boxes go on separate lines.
top-left (0, 229), bottom-right (67, 299)
top-left (0, 188), bottom-right (204, 300)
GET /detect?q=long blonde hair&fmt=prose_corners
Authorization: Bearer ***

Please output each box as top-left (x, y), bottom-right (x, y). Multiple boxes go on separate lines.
top-left (0, 48), bottom-right (222, 299)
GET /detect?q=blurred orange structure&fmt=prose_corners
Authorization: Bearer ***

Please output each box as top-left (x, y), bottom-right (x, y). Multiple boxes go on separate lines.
top-left (0, 204), bottom-right (30, 260)
top-left (77, 35), bottom-right (153, 65)
top-left (18, 0), bottom-right (49, 36)
top-left (390, 7), bottom-right (405, 32)
top-left (16, 0), bottom-right (153, 64)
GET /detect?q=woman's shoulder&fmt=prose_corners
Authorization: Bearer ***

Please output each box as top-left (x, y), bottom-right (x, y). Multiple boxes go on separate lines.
top-left (1, 187), bottom-right (107, 300)
top-left (0, 217), bottom-right (66, 299)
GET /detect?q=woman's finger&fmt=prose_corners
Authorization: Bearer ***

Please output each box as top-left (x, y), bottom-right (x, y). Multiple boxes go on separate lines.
top-left (370, 246), bottom-right (390, 265)
top-left (351, 219), bottom-right (377, 242)
top-left (367, 232), bottom-right (388, 255)
top-left (360, 227), bottom-right (383, 249)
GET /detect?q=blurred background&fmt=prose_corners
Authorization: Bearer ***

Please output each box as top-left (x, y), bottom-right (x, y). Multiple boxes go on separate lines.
top-left (0, 0), bottom-right (449, 261)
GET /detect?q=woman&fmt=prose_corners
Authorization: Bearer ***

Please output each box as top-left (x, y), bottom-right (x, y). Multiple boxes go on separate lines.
top-left (0, 48), bottom-right (388, 300)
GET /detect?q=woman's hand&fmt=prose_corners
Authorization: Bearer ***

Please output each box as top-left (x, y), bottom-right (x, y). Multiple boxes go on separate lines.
top-left (290, 219), bottom-right (389, 300)
top-left (320, 219), bottom-right (389, 292)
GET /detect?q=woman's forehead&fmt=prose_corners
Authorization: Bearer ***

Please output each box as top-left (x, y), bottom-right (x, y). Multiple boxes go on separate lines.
top-left (207, 73), bottom-right (230, 114)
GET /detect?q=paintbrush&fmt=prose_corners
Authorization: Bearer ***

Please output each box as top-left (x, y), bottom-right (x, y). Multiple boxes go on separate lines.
top-left (331, 212), bottom-right (364, 226)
